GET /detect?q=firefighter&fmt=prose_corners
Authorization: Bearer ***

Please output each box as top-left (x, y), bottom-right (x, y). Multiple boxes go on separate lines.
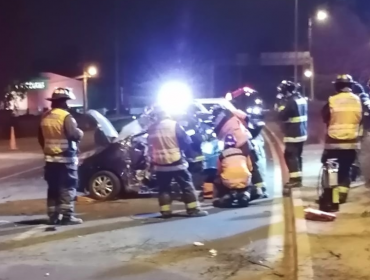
top-left (275, 80), bottom-right (308, 189)
top-left (213, 134), bottom-right (252, 208)
top-left (353, 81), bottom-right (370, 186)
top-left (147, 106), bottom-right (208, 218)
top-left (39, 88), bottom-right (84, 225)
top-left (321, 74), bottom-right (362, 204)
top-left (212, 106), bottom-right (268, 200)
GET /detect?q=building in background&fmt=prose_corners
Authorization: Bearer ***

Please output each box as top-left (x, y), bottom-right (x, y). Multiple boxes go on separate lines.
top-left (10, 72), bottom-right (83, 115)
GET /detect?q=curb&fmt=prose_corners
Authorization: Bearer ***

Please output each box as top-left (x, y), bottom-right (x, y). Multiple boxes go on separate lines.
top-left (263, 126), bottom-right (314, 280)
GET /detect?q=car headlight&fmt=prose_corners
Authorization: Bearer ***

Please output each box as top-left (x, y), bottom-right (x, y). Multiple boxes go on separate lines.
top-left (202, 142), bottom-right (214, 154)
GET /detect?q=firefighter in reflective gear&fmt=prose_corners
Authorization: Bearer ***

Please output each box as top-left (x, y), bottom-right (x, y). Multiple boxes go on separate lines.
top-left (147, 106), bottom-right (208, 218)
top-left (212, 106), bottom-right (268, 200)
top-left (321, 74), bottom-right (362, 204)
top-left (213, 134), bottom-right (252, 208)
top-left (354, 81), bottom-right (370, 187)
top-left (38, 88), bottom-right (84, 225)
top-left (275, 80), bottom-right (308, 189)
top-left (181, 115), bottom-right (206, 191)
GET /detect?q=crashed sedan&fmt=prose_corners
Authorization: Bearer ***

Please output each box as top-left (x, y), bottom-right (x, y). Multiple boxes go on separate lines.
top-left (78, 109), bottom-right (222, 201)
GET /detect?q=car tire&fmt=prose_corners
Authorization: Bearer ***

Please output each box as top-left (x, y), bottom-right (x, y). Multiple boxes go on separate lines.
top-left (88, 170), bottom-right (121, 201)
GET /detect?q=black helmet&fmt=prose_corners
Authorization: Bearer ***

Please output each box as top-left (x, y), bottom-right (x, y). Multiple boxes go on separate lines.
top-left (46, 88), bottom-right (75, 101)
top-left (277, 80), bottom-right (297, 95)
top-left (211, 105), bottom-right (225, 118)
top-left (352, 82), bottom-right (365, 95)
top-left (332, 74), bottom-right (354, 84)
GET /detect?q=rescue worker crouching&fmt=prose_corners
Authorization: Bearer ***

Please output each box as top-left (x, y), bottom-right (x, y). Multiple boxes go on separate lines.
top-left (39, 88), bottom-right (84, 225)
top-left (275, 80), bottom-right (308, 189)
top-left (321, 74), bottom-right (362, 204)
top-left (213, 134), bottom-right (252, 208)
top-left (147, 106), bottom-right (208, 218)
top-left (212, 106), bottom-right (268, 200)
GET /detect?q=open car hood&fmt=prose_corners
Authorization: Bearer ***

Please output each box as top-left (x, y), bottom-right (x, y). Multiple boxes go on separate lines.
top-left (87, 110), bottom-right (151, 146)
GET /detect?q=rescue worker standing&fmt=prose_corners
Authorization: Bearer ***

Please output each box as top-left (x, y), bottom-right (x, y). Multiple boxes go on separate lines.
top-left (275, 80), bottom-right (308, 189)
top-left (39, 88), bottom-right (84, 225)
top-left (212, 106), bottom-right (268, 199)
top-left (213, 134), bottom-right (252, 208)
top-left (353, 81), bottom-right (370, 186)
top-left (147, 106), bottom-right (208, 218)
top-left (321, 74), bottom-right (362, 203)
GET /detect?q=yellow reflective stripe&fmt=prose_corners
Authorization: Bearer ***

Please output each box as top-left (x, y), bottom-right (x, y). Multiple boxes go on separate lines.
top-left (290, 172), bottom-right (302, 178)
top-left (325, 143), bottom-right (360, 149)
top-left (160, 205), bottom-right (171, 212)
top-left (283, 135), bottom-right (307, 143)
top-left (45, 155), bottom-right (78, 164)
top-left (278, 106), bottom-right (285, 112)
top-left (338, 186), bottom-right (349, 194)
top-left (186, 201), bottom-right (199, 209)
top-left (332, 187), bottom-right (340, 204)
top-left (254, 182), bottom-right (264, 188)
top-left (286, 115), bottom-right (308, 123)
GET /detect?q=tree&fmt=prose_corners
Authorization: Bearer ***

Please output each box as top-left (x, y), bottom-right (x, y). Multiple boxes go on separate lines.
top-left (1, 81), bottom-right (28, 111)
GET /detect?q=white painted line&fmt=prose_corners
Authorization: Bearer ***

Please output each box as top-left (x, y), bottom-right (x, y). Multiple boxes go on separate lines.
top-left (0, 150), bottom-right (94, 182)
top-left (0, 220), bottom-right (10, 225)
top-left (11, 225), bottom-right (48, 241)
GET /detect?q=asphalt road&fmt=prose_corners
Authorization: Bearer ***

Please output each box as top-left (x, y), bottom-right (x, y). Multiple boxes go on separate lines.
top-left (0, 134), bottom-right (291, 280)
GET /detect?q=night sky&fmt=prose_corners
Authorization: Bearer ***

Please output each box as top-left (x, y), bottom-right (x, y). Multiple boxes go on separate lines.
top-left (0, 0), bottom-right (368, 107)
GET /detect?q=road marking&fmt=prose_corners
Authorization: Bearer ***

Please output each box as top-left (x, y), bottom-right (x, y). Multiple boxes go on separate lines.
top-left (0, 151), bottom-right (94, 182)
top-left (11, 225), bottom-right (48, 241)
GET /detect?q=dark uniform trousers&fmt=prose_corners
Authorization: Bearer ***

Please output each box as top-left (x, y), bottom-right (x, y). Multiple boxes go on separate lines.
top-left (321, 149), bottom-right (357, 194)
top-left (239, 141), bottom-right (264, 188)
top-left (285, 142), bottom-right (304, 183)
top-left (45, 162), bottom-right (78, 218)
top-left (156, 169), bottom-right (199, 213)
top-left (213, 177), bottom-right (249, 208)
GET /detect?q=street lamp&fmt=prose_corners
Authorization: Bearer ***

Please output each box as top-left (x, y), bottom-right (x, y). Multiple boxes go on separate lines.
top-left (304, 69), bottom-right (313, 78)
top-left (82, 65), bottom-right (98, 114)
top-left (308, 9), bottom-right (329, 100)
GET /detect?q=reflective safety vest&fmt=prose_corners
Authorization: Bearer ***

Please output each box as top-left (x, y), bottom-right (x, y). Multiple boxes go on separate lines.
top-left (214, 109), bottom-right (252, 148)
top-left (40, 108), bottom-right (78, 164)
top-left (326, 92), bottom-right (362, 149)
top-left (219, 148), bottom-right (252, 189)
top-left (278, 95), bottom-right (308, 143)
top-left (147, 119), bottom-right (182, 165)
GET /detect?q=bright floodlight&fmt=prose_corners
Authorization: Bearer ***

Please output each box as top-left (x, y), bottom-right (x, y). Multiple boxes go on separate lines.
top-left (87, 66), bottom-right (98, 77)
top-left (158, 81), bottom-right (192, 114)
top-left (316, 10), bottom-right (328, 21)
top-left (304, 69), bottom-right (313, 78)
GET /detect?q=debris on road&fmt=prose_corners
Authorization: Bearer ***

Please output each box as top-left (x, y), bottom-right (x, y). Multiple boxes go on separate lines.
top-left (193, 242), bottom-right (204, 246)
top-left (329, 250), bottom-right (341, 259)
top-left (304, 208), bottom-right (336, 222)
top-left (45, 273), bottom-right (50, 277)
top-left (76, 196), bottom-right (95, 203)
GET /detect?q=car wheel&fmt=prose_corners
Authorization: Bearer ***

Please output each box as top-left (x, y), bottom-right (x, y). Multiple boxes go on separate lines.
top-left (88, 171), bottom-right (121, 201)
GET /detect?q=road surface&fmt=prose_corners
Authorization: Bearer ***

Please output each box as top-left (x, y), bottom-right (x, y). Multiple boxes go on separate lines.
top-left (0, 133), bottom-right (294, 280)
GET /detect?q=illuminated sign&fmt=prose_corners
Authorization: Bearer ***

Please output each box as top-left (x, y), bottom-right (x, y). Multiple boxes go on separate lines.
top-left (24, 81), bottom-right (46, 89)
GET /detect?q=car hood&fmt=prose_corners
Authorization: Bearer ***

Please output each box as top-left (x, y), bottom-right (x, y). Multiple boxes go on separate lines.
top-left (87, 110), bottom-right (150, 145)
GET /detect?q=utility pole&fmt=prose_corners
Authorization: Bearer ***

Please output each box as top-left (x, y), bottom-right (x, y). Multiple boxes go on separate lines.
top-left (294, 0), bottom-right (299, 84)
top-left (308, 17), bottom-right (315, 100)
top-left (114, 1), bottom-right (121, 115)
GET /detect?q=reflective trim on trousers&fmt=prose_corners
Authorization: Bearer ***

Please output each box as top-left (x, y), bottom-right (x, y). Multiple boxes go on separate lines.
top-left (332, 187), bottom-right (340, 204)
top-left (338, 186), bottom-right (349, 194)
top-left (286, 115), bottom-right (308, 123)
top-left (254, 182), bottom-right (264, 188)
top-left (45, 155), bottom-right (78, 164)
top-left (160, 205), bottom-right (171, 212)
top-left (290, 171), bottom-right (302, 178)
top-left (325, 143), bottom-right (359, 150)
top-left (60, 203), bottom-right (73, 211)
top-left (278, 106), bottom-right (285, 112)
top-left (186, 201), bottom-right (200, 210)
top-left (284, 136), bottom-right (307, 143)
